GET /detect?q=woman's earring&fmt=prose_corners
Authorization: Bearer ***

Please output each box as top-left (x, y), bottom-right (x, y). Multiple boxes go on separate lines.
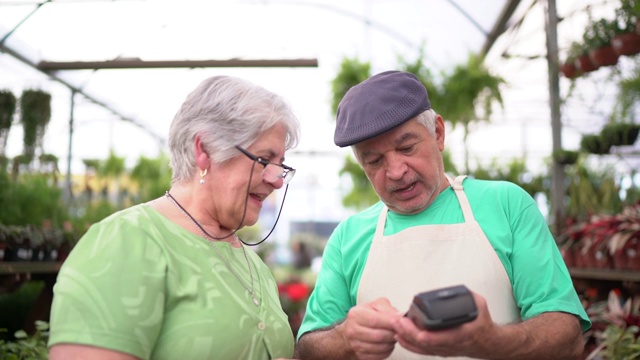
top-left (199, 168), bottom-right (207, 185)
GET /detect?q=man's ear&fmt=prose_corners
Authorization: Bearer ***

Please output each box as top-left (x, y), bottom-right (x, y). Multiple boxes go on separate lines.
top-left (435, 114), bottom-right (446, 151)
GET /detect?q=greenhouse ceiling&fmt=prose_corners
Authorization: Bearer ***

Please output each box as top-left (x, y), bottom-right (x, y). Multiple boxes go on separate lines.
top-left (0, 0), bottom-right (628, 178)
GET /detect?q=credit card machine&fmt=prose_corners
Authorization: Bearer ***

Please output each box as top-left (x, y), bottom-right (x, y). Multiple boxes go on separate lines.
top-left (406, 285), bottom-right (478, 330)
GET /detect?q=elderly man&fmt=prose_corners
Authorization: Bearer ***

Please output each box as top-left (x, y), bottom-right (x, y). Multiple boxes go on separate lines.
top-left (294, 71), bottom-right (590, 360)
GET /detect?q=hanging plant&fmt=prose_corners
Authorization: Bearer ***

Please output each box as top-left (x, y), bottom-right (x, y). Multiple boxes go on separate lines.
top-left (580, 134), bottom-right (612, 155)
top-left (584, 18), bottom-right (620, 67)
top-left (20, 89), bottom-right (51, 161)
top-left (552, 149), bottom-right (580, 165)
top-left (600, 122), bottom-right (640, 147)
top-left (0, 90), bottom-right (16, 157)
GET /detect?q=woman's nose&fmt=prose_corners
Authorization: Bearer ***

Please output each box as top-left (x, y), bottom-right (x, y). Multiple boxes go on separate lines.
top-left (263, 165), bottom-right (285, 189)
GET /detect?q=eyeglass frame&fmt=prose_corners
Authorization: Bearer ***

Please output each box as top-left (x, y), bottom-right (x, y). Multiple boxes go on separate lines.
top-left (235, 145), bottom-right (296, 184)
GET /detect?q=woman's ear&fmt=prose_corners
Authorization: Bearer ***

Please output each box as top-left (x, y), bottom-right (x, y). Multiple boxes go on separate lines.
top-left (194, 134), bottom-right (211, 170)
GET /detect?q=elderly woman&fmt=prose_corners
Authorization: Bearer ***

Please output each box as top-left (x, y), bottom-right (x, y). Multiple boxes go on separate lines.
top-left (48, 75), bottom-right (300, 359)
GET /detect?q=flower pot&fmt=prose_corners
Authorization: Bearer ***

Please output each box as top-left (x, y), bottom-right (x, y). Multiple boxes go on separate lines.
top-left (612, 32), bottom-right (640, 56)
top-left (575, 54), bottom-right (599, 73)
top-left (32, 246), bottom-right (46, 261)
top-left (6, 245), bottom-right (33, 261)
top-left (613, 238), bottom-right (640, 271)
top-left (46, 248), bottom-right (59, 261)
top-left (589, 45), bottom-right (619, 67)
top-left (0, 242), bottom-right (6, 262)
top-left (588, 245), bottom-right (613, 269)
top-left (560, 246), bottom-right (576, 268)
top-left (560, 61), bottom-right (579, 79)
top-left (574, 247), bottom-right (589, 268)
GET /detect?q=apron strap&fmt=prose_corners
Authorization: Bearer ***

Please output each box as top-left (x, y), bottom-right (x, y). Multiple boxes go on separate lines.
top-left (375, 206), bottom-right (388, 239)
top-left (450, 175), bottom-right (475, 223)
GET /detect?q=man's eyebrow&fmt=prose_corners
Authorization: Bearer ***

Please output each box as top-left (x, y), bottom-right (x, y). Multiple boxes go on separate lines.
top-left (360, 131), bottom-right (420, 159)
top-left (395, 132), bottom-right (420, 145)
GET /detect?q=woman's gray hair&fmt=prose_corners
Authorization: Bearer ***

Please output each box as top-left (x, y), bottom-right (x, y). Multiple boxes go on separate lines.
top-left (168, 75), bottom-right (300, 184)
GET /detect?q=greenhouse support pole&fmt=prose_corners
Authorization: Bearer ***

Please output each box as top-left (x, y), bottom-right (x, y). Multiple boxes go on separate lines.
top-left (545, 0), bottom-right (566, 233)
top-left (64, 90), bottom-right (75, 205)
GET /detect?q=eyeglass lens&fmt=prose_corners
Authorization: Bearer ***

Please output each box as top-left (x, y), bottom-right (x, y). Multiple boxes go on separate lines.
top-left (262, 163), bottom-right (294, 184)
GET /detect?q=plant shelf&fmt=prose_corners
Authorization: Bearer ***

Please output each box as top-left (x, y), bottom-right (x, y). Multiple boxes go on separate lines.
top-left (568, 267), bottom-right (640, 282)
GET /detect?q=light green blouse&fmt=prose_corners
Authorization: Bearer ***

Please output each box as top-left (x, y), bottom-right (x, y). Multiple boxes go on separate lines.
top-left (48, 204), bottom-right (294, 360)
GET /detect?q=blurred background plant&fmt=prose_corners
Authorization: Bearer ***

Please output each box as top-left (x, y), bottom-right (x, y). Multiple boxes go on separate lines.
top-left (585, 289), bottom-right (640, 359)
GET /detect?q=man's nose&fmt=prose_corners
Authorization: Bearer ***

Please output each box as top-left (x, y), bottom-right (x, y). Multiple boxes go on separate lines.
top-left (385, 156), bottom-right (407, 180)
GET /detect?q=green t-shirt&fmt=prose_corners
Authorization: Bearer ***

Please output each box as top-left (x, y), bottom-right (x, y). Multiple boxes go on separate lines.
top-left (48, 204), bottom-right (294, 360)
top-left (298, 178), bottom-right (591, 339)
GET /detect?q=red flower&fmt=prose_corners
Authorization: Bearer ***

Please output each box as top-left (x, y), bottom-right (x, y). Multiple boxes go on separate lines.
top-left (284, 282), bottom-right (310, 302)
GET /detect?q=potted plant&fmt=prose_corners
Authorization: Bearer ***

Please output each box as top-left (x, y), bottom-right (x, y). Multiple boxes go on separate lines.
top-left (552, 149), bottom-right (580, 165)
top-left (561, 42), bottom-right (585, 79)
top-left (0, 224), bottom-right (8, 262)
top-left (0, 90), bottom-right (16, 158)
top-left (585, 290), bottom-right (640, 359)
top-left (5, 225), bottom-right (32, 262)
top-left (607, 203), bottom-right (640, 271)
top-left (600, 121), bottom-right (640, 147)
top-left (612, 0), bottom-right (640, 56)
top-left (584, 18), bottom-right (620, 68)
top-left (580, 134), bottom-right (612, 155)
top-left (19, 89), bottom-right (51, 161)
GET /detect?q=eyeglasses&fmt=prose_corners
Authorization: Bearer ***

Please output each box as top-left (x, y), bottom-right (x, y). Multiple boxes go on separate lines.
top-left (235, 146), bottom-right (296, 185)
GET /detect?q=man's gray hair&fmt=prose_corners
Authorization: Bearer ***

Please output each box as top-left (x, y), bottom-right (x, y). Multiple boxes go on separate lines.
top-left (168, 75), bottom-right (300, 184)
top-left (415, 109), bottom-right (437, 134)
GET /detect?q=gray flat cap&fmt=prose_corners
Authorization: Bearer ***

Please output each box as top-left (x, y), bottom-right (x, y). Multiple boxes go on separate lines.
top-left (334, 70), bottom-right (430, 147)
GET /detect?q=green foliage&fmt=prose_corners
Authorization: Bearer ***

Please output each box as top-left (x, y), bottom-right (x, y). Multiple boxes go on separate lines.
top-left (330, 57), bottom-right (371, 115)
top-left (552, 149), bottom-right (580, 166)
top-left (440, 53), bottom-right (505, 128)
top-left (101, 150), bottom-right (125, 178)
top-left (471, 157), bottom-right (544, 198)
top-left (580, 134), bottom-right (613, 155)
top-left (616, 0), bottom-right (640, 33)
top-left (565, 161), bottom-right (623, 219)
top-left (129, 153), bottom-right (172, 203)
top-left (616, 62), bottom-right (640, 121)
top-left (19, 90), bottom-right (51, 161)
top-left (601, 122), bottom-right (640, 146)
top-left (0, 90), bottom-right (16, 132)
top-left (70, 199), bottom-right (117, 232)
top-left (0, 171), bottom-right (67, 227)
top-left (397, 45), bottom-right (443, 105)
top-left (595, 325), bottom-right (640, 359)
top-left (0, 321), bottom-right (49, 360)
top-left (0, 281), bottom-right (45, 345)
top-left (338, 155), bottom-right (379, 210)
top-left (583, 17), bottom-right (620, 50)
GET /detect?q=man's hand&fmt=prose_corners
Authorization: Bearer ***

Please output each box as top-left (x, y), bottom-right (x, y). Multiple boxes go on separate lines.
top-left (335, 297), bottom-right (403, 360)
top-left (392, 291), bottom-right (584, 360)
top-left (392, 291), bottom-right (496, 358)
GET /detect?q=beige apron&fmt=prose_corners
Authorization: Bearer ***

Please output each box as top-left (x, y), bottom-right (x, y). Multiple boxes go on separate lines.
top-left (356, 175), bottom-right (521, 359)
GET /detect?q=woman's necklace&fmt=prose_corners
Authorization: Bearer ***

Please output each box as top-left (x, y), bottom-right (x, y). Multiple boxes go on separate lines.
top-left (165, 191), bottom-right (260, 306)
